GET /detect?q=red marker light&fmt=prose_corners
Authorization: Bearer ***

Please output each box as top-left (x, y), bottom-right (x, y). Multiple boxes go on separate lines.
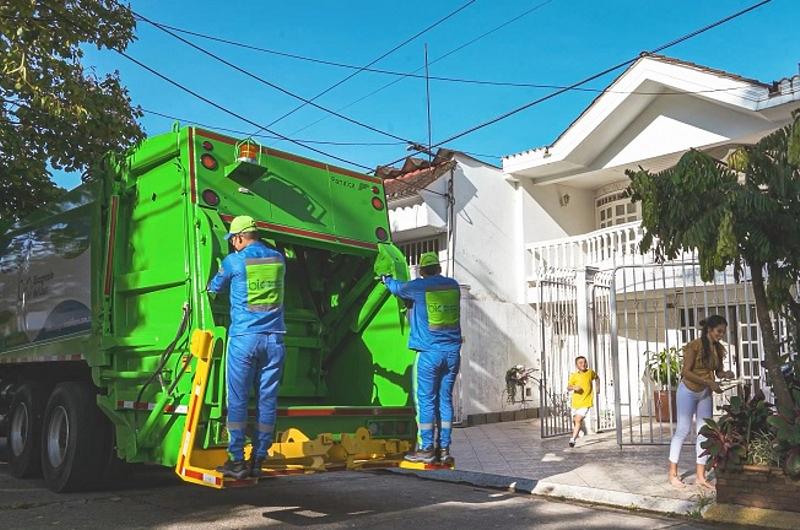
top-left (201, 141), bottom-right (214, 151)
top-left (200, 154), bottom-right (218, 171)
top-left (202, 189), bottom-right (220, 207)
top-left (371, 186), bottom-right (380, 194)
top-left (375, 227), bottom-right (388, 241)
top-left (371, 197), bottom-right (384, 210)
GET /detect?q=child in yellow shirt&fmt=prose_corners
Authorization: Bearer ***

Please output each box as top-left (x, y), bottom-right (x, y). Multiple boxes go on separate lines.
top-left (567, 356), bottom-right (599, 447)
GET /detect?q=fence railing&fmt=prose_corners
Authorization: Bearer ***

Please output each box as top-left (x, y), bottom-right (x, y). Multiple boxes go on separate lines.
top-left (526, 222), bottom-right (648, 279)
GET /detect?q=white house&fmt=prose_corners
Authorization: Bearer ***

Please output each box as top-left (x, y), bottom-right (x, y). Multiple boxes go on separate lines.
top-left (381, 151), bottom-right (538, 425)
top-left (383, 54), bottom-right (800, 437)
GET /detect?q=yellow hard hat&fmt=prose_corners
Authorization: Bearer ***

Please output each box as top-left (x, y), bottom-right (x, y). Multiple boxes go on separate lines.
top-left (225, 215), bottom-right (258, 240)
top-left (419, 252), bottom-right (440, 268)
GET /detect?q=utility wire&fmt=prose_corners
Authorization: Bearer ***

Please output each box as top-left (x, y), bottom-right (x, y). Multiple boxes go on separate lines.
top-left (49, 1), bottom-right (372, 169)
top-left (259, 0), bottom-right (476, 132)
top-left (141, 108), bottom-right (406, 146)
top-left (149, 19), bottom-right (762, 97)
top-left (142, 108), bottom-right (503, 161)
top-left (377, 0), bottom-right (774, 172)
top-left (128, 6), bottom-right (421, 145)
top-left (287, 0), bottom-right (556, 138)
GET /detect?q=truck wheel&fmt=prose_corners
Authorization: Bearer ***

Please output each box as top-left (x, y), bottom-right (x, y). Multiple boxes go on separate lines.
top-left (8, 383), bottom-right (47, 478)
top-left (41, 382), bottom-right (105, 492)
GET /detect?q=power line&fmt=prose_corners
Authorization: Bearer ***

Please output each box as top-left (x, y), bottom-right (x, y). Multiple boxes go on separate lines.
top-left (128, 5), bottom-right (421, 146)
top-left (259, 0), bottom-right (476, 132)
top-left (376, 0), bottom-right (774, 172)
top-left (142, 108), bottom-right (504, 159)
top-left (287, 0), bottom-right (557, 138)
top-left (118, 52), bottom-right (374, 170)
top-left (49, 1), bottom-right (373, 170)
top-left (148, 19), bottom-right (760, 96)
top-left (141, 108), bottom-right (406, 146)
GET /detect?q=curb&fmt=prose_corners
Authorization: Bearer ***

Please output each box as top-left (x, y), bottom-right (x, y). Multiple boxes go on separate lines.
top-left (388, 468), bottom-right (699, 516)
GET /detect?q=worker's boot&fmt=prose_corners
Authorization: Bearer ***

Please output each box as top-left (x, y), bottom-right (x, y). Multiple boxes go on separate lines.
top-left (216, 459), bottom-right (248, 480)
top-left (404, 447), bottom-right (436, 464)
top-left (248, 456), bottom-right (265, 478)
top-left (438, 447), bottom-right (454, 466)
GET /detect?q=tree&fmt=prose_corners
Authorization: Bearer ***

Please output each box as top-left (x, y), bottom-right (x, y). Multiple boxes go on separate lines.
top-left (628, 111), bottom-right (800, 414)
top-left (0, 0), bottom-right (144, 222)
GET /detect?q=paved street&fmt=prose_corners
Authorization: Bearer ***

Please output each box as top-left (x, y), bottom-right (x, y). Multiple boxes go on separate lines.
top-left (0, 441), bottom-right (717, 530)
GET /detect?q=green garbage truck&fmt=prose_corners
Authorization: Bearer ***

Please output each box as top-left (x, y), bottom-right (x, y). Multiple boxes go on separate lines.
top-left (0, 125), bottom-right (417, 492)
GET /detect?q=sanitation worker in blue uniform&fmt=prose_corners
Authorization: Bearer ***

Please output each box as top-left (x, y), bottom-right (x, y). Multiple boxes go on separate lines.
top-left (207, 215), bottom-right (286, 480)
top-left (382, 252), bottom-right (462, 464)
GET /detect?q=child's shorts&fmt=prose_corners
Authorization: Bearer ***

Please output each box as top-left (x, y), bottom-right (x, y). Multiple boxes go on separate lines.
top-left (571, 407), bottom-right (591, 418)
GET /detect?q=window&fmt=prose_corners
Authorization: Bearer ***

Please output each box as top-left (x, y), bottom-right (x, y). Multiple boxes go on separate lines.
top-left (595, 189), bottom-right (640, 229)
top-left (399, 236), bottom-right (444, 267)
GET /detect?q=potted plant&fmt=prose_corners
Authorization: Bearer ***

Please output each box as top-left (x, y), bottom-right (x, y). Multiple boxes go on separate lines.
top-left (645, 347), bottom-right (681, 422)
top-left (700, 388), bottom-right (800, 513)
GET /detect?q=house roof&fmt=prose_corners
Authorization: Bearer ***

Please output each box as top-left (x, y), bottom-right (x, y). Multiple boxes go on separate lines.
top-left (502, 53), bottom-right (800, 179)
top-left (378, 149), bottom-right (457, 200)
top-left (643, 53), bottom-right (771, 88)
top-left (503, 52), bottom-right (800, 160)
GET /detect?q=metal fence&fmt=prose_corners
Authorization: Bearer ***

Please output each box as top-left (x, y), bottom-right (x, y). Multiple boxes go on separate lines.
top-left (591, 278), bottom-right (617, 434)
top-left (608, 257), bottom-right (776, 446)
top-left (539, 278), bottom-right (580, 438)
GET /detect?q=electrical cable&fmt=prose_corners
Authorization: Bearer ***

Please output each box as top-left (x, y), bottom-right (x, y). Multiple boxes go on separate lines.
top-left (287, 0), bottom-right (556, 137)
top-left (147, 19), bottom-right (763, 98)
top-left (376, 0), bottom-right (774, 172)
top-left (141, 108), bottom-right (406, 146)
top-left (49, 0), bottom-right (376, 170)
top-left (129, 6), bottom-right (422, 145)
top-left (258, 0), bottom-right (477, 132)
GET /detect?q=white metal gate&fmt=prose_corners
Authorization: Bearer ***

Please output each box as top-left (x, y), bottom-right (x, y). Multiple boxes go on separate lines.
top-left (608, 260), bottom-right (777, 446)
top-left (539, 278), bottom-right (579, 438)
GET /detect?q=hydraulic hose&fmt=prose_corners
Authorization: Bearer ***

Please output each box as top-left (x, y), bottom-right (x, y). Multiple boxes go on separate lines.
top-left (135, 302), bottom-right (191, 406)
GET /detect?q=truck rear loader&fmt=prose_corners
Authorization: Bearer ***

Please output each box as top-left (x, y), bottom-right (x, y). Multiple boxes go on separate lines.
top-left (0, 125), bottom-right (420, 492)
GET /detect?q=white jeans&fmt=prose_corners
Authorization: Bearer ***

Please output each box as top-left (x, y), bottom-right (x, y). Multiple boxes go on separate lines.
top-left (668, 382), bottom-right (713, 465)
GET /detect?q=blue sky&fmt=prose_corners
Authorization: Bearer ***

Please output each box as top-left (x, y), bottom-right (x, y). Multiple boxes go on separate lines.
top-left (56, 0), bottom-right (800, 188)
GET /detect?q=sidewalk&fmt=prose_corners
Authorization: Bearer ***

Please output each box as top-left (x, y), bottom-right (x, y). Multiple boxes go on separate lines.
top-left (395, 418), bottom-right (713, 518)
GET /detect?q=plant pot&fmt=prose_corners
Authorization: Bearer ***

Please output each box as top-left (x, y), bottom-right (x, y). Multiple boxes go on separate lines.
top-left (653, 389), bottom-right (677, 423)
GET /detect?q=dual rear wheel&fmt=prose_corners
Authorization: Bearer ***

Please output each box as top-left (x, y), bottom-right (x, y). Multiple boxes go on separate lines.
top-left (7, 381), bottom-right (124, 492)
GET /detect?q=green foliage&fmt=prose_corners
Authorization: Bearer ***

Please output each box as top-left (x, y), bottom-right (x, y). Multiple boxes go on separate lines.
top-left (699, 417), bottom-right (745, 471)
top-left (746, 431), bottom-right (779, 467)
top-left (645, 347), bottom-right (681, 390)
top-left (767, 387), bottom-right (800, 479)
top-left (0, 0), bottom-right (144, 221)
top-left (629, 113), bottom-right (800, 414)
top-left (700, 389), bottom-right (774, 470)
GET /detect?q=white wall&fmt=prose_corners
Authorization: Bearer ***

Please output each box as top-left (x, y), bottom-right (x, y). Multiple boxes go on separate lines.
top-left (518, 179), bottom-right (595, 244)
top-left (459, 290), bottom-right (541, 419)
top-left (447, 155), bottom-right (520, 302)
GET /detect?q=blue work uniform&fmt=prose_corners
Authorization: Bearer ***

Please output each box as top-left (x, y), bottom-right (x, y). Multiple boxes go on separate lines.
top-left (207, 241), bottom-right (286, 461)
top-left (384, 275), bottom-right (462, 450)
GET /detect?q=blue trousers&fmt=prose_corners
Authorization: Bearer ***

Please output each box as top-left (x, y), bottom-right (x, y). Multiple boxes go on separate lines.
top-left (414, 349), bottom-right (461, 449)
top-left (226, 333), bottom-right (286, 460)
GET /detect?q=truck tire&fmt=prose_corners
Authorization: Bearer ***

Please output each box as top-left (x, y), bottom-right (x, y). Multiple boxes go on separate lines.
top-left (40, 382), bottom-right (105, 492)
top-left (8, 383), bottom-right (47, 478)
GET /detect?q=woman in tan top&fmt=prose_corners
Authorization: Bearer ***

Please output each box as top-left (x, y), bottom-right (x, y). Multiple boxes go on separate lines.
top-left (668, 315), bottom-right (735, 490)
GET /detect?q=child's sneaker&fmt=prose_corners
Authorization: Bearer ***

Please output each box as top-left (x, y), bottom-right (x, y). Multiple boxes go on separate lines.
top-left (568, 438), bottom-right (576, 448)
